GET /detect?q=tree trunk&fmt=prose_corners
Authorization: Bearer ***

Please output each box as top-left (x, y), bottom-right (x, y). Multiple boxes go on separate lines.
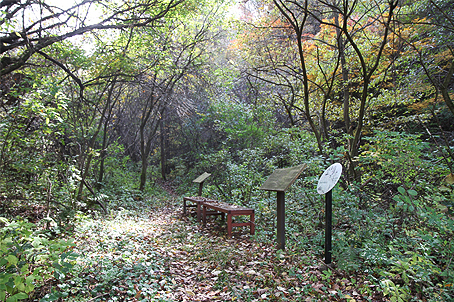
top-left (97, 119), bottom-right (109, 189)
top-left (440, 59), bottom-right (454, 117)
top-left (273, 0), bottom-right (324, 153)
top-left (139, 153), bottom-right (148, 191)
top-left (77, 76), bottom-right (118, 200)
top-left (335, 14), bottom-right (351, 138)
top-left (139, 104), bottom-right (164, 191)
top-left (344, 1), bottom-right (398, 181)
top-left (160, 112), bottom-right (167, 181)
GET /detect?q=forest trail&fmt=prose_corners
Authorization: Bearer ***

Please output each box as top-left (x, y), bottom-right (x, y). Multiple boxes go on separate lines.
top-left (70, 203), bottom-right (384, 301)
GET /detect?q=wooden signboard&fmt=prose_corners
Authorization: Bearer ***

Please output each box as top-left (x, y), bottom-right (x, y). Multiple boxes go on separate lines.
top-left (260, 164), bottom-right (307, 192)
top-left (260, 164), bottom-right (307, 250)
top-left (193, 172), bottom-right (211, 184)
top-left (193, 172), bottom-right (211, 196)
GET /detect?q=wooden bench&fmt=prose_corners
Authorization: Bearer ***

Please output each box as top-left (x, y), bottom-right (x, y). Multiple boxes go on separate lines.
top-left (183, 196), bottom-right (223, 222)
top-left (202, 201), bottom-right (255, 238)
top-left (183, 196), bottom-right (255, 237)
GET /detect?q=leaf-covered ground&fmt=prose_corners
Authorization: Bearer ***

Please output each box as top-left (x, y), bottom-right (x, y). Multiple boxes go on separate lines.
top-left (66, 200), bottom-right (387, 301)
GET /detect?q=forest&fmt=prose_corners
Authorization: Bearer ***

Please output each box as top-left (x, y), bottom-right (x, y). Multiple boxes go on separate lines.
top-left (1, 0), bottom-right (454, 301)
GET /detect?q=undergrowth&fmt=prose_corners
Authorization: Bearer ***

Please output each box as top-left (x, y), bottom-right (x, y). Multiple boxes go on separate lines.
top-left (1, 128), bottom-right (453, 301)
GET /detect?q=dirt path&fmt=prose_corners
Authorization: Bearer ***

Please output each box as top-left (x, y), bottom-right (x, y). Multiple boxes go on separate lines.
top-left (70, 205), bottom-right (385, 301)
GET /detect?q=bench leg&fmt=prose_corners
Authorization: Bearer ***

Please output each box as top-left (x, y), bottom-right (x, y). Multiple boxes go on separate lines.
top-left (250, 211), bottom-right (255, 235)
top-left (183, 199), bottom-right (187, 215)
top-left (227, 214), bottom-right (232, 237)
top-left (202, 205), bottom-right (207, 227)
top-left (197, 202), bottom-right (202, 222)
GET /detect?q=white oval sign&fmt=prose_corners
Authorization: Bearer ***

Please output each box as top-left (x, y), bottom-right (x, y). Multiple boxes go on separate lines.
top-left (317, 163), bottom-right (342, 194)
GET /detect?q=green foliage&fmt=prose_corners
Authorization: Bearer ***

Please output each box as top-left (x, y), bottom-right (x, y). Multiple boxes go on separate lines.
top-left (0, 218), bottom-right (77, 301)
top-left (0, 72), bottom-right (78, 225)
top-left (194, 127), bottom-right (320, 203)
top-left (205, 100), bottom-right (274, 150)
top-left (329, 181), bottom-right (454, 300)
top-left (0, 81), bottom-right (66, 196)
top-left (93, 142), bottom-right (141, 192)
top-left (358, 130), bottom-right (443, 189)
top-left (380, 279), bottom-right (410, 302)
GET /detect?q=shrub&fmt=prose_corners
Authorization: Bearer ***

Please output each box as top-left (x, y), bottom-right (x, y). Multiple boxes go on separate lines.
top-left (0, 217), bottom-right (77, 302)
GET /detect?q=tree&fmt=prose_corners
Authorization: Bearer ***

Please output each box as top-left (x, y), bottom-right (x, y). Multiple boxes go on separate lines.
top-left (0, 0), bottom-right (184, 77)
top-left (395, 0), bottom-right (454, 117)
top-left (1, 0), bottom-right (188, 206)
top-left (238, 0), bottom-right (399, 179)
top-left (107, 1), bottom-right (229, 191)
top-left (388, 0), bottom-right (454, 174)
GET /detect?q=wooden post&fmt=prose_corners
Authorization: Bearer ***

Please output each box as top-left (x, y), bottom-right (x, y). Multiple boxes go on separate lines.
top-left (202, 204), bottom-right (207, 226)
top-left (277, 191), bottom-right (285, 250)
top-left (197, 200), bottom-right (202, 222)
top-left (198, 181), bottom-right (204, 196)
top-left (250, 210), bottom-right (255, 235)
top-left (325, 190), bottom-right (332, 264)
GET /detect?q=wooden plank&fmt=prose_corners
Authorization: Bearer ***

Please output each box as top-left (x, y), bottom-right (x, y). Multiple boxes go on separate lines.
top-left (231, 222), bottom-right (253, 227)
top-left (202, 201), bottom-right (253, 213)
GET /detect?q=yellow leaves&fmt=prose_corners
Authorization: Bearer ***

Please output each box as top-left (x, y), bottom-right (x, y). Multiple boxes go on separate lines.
top-left (412, 17), bottom-right (429, 25)
top-left (228, 38), bottom-right (243, 51)
top-left (307, 73), bottom-right (317, 82)
top-left (443, 173), bottom-right (454, 185)
top-left (432, 49), bottom-right (454, 68)
top-left (343, 294), bottom-right (357, 302)
top-left (408, 97), bottom-right (443, 112)
top-left (302, 41), bottom-right (317, 53)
